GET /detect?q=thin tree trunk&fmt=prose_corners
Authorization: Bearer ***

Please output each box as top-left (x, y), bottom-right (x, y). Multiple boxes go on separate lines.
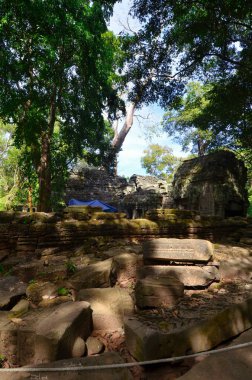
top-left (37, 131), bottom-right (52, 212)
top-left (106, 102), bottom-right (136, 175)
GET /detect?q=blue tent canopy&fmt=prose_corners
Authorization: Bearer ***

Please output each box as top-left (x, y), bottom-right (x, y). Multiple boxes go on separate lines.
top-left (68, 199), bottom-right (117, 212)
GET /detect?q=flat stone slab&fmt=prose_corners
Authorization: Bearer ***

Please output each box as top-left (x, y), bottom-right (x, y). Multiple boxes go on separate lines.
top-left (0, 276), bottom-right (27, 309)
top-left (140, 265), bottom-right (220, 288)
top-left (77, 288), bottom-right (134, 331)
top-left (135, 276), bottom-right (184, 308)
top-left (177, 328), bottom-right (252, 380)
top-left (143, 238), bottom-right (213, 264)
top-left (0, 352), bottom-right (134, 380)
top-left (125, 297), bottom-right (252, 361)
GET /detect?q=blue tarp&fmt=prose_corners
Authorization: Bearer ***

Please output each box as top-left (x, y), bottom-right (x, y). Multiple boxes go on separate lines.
top-left (68, 198), bottom-right (117, 212)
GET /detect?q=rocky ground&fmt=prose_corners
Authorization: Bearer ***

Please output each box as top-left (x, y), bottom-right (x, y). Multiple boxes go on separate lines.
top-left (0, 238), bottom-right (252, 379)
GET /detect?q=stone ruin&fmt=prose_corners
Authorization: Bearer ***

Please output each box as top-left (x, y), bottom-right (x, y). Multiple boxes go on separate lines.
top-left (64, 150), bottom-right (248, 218)
top-left (172, 150), bottom-right (248, 218)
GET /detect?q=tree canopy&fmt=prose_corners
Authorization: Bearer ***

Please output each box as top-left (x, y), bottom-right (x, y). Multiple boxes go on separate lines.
top-left (124, 0), bottom-right (252, 148)
top-left (0, 0), bottom-right (120, 211)
top-left (141, 144), bottom-right (181, 182)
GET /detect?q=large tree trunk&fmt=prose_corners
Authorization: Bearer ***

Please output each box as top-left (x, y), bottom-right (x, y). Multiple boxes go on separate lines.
top-left (37, 131), bottom-right (52, 212)
top-left (37, 89), bottom-right (57, 212)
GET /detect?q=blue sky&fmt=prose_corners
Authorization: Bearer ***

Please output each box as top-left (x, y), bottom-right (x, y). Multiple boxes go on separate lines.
top-left (108, 1), bottom-right (185, 178)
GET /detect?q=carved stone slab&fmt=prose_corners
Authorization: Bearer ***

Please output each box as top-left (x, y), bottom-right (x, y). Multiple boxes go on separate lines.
top-left (143, 238), bottom-right (213, 264)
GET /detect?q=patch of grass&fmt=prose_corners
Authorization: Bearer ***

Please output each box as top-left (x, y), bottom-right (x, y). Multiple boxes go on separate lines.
top-left (57, 287), bottom-right (69, 296)
top-left (66, 260), bottom-right (77, 274)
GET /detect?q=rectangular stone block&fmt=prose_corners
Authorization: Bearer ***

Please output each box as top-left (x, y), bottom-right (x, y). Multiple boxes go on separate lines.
top-left (143, 238), bottom-right (213, 264)
top-left (135, 277), bottom-right (184, 309)
top-left (125, 298), bottom-right (252, 361)
top-left (140, 265), bottom-right (219, 288)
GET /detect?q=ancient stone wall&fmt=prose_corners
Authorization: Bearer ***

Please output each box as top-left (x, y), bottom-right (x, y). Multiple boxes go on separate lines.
top-left (64, 151), bottom-right (248, 219)
top-left (64, 169), bottom-right (174, 218)
top-left (0, 210), bottom-right (249, 261)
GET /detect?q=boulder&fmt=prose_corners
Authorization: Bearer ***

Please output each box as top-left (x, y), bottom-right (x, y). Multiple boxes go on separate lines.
top-left (86, 336), bottom-right (105, 355)
top-left (69, 259), bottom-right (112, 290)
top-left (125, 298), bottom-right (252, 361)
top-left (0, 276), bottom-right (27, 310)
top-left (135, 276), bottom-right (184, 309)
top-left (0, 301), bottom-right (92, 366)
top-left (143, 238), bottom-right (213, 264)
top-left (77, 288), bottom-right (134, 331)
top-left (140, 265), bottom-right (219, 288)
top-left (34, 301), bottom-right (92, 364)
top-left (0, 352), bottom-right (134, 380)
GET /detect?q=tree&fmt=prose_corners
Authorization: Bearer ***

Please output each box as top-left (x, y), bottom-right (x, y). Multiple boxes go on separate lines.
top-left (0, 0), bottom-right (120, 211)
top-left (162, 82), bottom-right (215, 156)
top-left (141, 144), bottom-right (181, 182)
top-left (125, 0), bottom-right (252, 149)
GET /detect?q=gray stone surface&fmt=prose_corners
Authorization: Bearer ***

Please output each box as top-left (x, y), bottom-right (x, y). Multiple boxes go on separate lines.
top-left (140, 265), bottom-right (219, 288)
top-left (77, 288), bottom-right (134, 331)
top-left (0, 352), bottom-right (134, 380)
top-left (0, 276), bottom-right (27, 309)
top-left (135, 276), bottom-right (184, 308)
top-left (177, 328), bottom-right (252, 380)
top-left (125, 298), bottom-right (252, 361)
top-left (143, 238), bottom-right (213, 263)
top-left (69, 259), bottom-right (112, 290)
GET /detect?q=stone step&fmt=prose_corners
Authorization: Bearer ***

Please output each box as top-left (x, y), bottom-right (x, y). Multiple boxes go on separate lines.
top-left (139, 265), bottom-right (220, 288)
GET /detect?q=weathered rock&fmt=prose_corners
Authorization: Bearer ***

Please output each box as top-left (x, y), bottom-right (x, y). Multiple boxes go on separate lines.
top-left (143, 238), bottom-right (213, 264)
top-left (0, 276), bottom-right (27, 310)
top-left (77, 288), bottom-right (134, 331)
top-left (135, 276), bottom-right (184, 309)
top-left (69, 259), bottom-right (112, 290)
top-left (110, 253), bottom-right (138, 287)
top-left (26, 281), bottom-right (58, 304)
top-left (125, 298), bottom-right (252, 361)
top-left (71, 336), bottom-right (86, 358)
top-left (0, 352), bottom-right (134, 380)
top-left (34, 301), bottom-right (92, 363)
top-left (86, 336), bottom-right (105, 355)
top-left (172, 151), bottom-right (248, 218)
top-left (140, 265), bottom-right (219, 288)
top-left (176, 328), bottom-right (252, 380)
top-left (0, 301), bottom-right (92, 366)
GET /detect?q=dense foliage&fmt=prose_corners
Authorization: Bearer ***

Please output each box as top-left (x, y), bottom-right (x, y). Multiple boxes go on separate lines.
top-left (141, 144), bottom-right (181, 182)
top-left (0, 0), bottom-right (120, 211)
top-left (125, 0), bottom-right (252, 148)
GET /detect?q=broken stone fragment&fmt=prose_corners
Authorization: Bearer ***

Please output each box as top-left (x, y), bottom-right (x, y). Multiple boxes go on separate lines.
top-left (77, 288), bottom-right (134, 331)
